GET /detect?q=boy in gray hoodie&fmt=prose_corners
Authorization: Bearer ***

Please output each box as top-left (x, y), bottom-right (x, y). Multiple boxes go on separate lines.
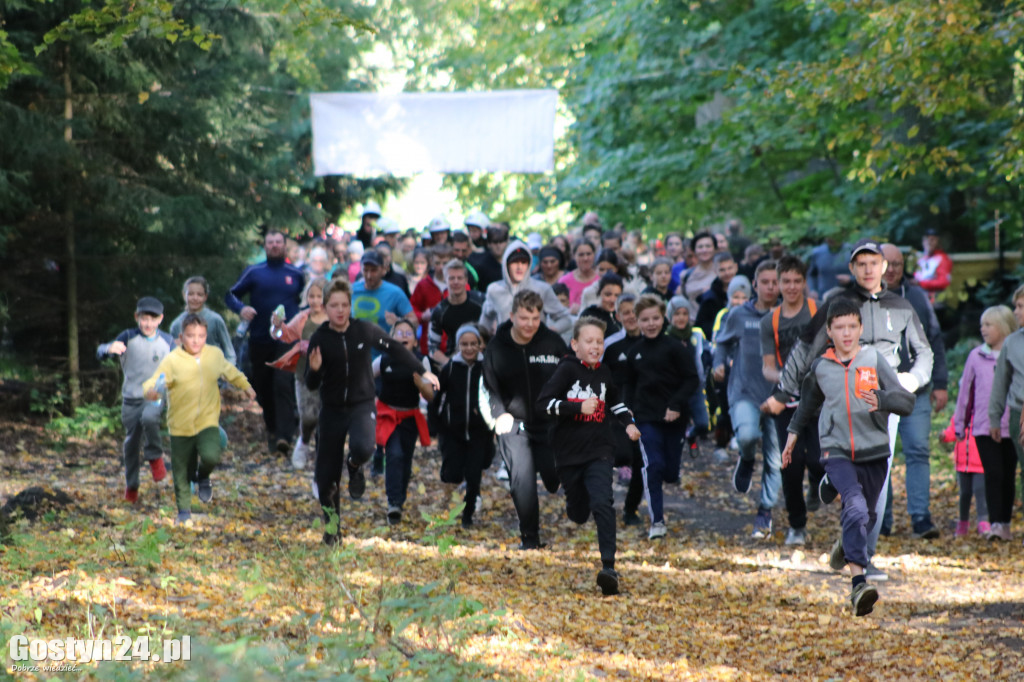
top-left (783, 298), bottom-right (915, 616)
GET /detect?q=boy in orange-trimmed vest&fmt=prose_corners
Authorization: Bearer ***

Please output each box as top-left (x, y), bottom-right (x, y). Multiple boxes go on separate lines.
top-left (782, 298), bottom-right (915, 617)
top-left (758, 256), bottom-right (825, 546)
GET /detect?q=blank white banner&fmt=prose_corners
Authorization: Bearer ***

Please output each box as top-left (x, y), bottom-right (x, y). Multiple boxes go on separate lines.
top-left (310, 90), bottom-right (557, 176)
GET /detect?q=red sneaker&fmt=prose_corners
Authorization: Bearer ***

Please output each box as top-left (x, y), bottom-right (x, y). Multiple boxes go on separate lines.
top-left (150, 458), bottom-right (168, 482)
top-left (124, 487), bottom-right (139, 504)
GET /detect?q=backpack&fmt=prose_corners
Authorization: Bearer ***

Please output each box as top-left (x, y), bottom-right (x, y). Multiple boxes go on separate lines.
top-left (771, 299), bottom-right (817, 367)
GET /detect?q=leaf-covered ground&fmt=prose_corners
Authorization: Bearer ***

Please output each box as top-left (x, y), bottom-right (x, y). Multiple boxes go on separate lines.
top-left (3, 397), bottom-right (1024, 680)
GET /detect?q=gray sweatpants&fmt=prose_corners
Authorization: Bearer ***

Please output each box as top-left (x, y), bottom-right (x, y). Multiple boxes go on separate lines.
top-left (122, 398), bottom-right (163, 490)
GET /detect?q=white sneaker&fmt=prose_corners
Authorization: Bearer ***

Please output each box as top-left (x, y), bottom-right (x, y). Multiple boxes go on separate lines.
top-left (291, 439), bottom-right (308, 469)
top-left (712, 448), bottom-right (731, 465)
top-left (784, 528), bottom-right (806, 546)
top-left (865, 562), bottom-right (889, 582)
top-left (728, 436), bottom-right (739, 453)
top-left (311, 479), bottom-right (319, 500)
top-left (495, 463), bottom-right (510, 481)
top-left (648, 521), bottom-right (667, 540)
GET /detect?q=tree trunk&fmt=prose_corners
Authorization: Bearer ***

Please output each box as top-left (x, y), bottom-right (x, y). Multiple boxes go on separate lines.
top-left (64, 46), bottom-right (80, 408)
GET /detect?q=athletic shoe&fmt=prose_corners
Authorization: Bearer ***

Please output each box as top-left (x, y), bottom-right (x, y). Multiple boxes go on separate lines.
top-left (912, 520), bottom-right (940, 540)
top-left (518, 538), bottom-right (546, 550)
top-left (197, 478), bottom-right (213, 504)
top-left (712, 448), bottom-right (731, 465)
top-left (175, 510), bottom-right (192, 526)
top-left (124, 487), bottom-right (139, 504)
top-left (311, 479), bottom-right (319, 500)
top-left (623, 510), bottom-right (642, 527)
top-left (978, 521), bottom-right (991, 537)
top-left (596, 568), bottom-right (620, 596)
top-left (955, 520), bottom-right (969, 538)
top-left (751, 510), bottom-right (772, 539)
top-left (818, 475), bottom-right (839, 505)
top-left (805, 488), bottom-right (821, 513)
top-left (732, 457), bottom-right (754, 494)
top-left (149, 458), bottom-right (167, 482)
top-left (728, 436), bottom-right (739, 452)
top-left (648, 521), bottom-right (667, 540)
top-left (687, 435), bottom-right (700, 459)
top-left (387, 505), bottom-right (402, 525)
top-left (495, 463), bottom-right (510, 481)
top-left (275, 439), bottom-right (291, 456)
top-left (370, 449), bottom-right (385, 478)
top-left (323, 532), bottom-right (341, 546)
top-left (461, 517), bottom-right (473, 529)
top-left (617, 467), bottom-right (632, 483)
top-left (347, 461), bottom-right (366, 500)
top-left (828, 537), bottom-right (845, 571)
top-left (850, 582), bottom-right (879, 617)
top-left (784, 527), bottom-right (806, 546)
top-left (989, 522), bottom-right (1012, 541)
top-left (865, 562), bottom-right (888, 582)
top-left (291, 440), bottom-right (308, 469)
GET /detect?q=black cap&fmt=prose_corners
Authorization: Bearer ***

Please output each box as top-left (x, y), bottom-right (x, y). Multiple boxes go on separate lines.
top-left (360, 250), bottom-right (383, 267)
top-left (507, 246), bottom-right (532, 265)
top-left (924, 227), bottom-right (940, 237)
top-left (487, 225), bottom-right (509, 243)
top-left (136, 296), bottom-right (163, 316)
top-left (849, 238), bottom-right (883, 261)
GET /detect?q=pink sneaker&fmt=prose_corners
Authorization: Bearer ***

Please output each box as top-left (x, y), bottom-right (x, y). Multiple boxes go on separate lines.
top-left (617, 467), bottom-right (632, 483)
top-left (955, 520), bottom-right (969, 537)
top-left (978, 521), bottom-right (992, 537)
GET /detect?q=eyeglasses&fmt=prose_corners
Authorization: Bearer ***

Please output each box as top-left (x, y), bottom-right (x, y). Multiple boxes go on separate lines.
top-left (887, 260), bottom-right (904, 268)
top-left (393, 330), bottom-right (415, 339)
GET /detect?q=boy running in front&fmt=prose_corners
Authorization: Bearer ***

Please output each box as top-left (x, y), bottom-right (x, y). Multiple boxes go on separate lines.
top-left (782, 299), bottom-right (914, 616)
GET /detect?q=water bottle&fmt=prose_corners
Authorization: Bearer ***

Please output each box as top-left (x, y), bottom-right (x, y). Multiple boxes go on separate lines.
top-left (235, 319), bottom-right (250, 338)
top-left (270, 304), bottom-right (286, 339)
top-left (151, 373), bottom-right (166, 407)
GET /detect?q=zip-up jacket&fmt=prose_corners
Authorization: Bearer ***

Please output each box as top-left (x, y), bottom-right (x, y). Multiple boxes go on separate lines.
top-left (713, 301), bottom-right (775, 406)
top-left (480, 241), bottom-right (572, 337)
top-left (306, 319), bottom-right (424, 409)
top-left (431, 354), bottom-right (490, 440)
top-left (97, 328), bottom-right (175, 400)
top-left (602, 330), bottom-right (641, 389)
top-left (989, 329), bottom-right (1024, 422)
top-left (623, 333), bottom-right (699, 423)
top-left (788, 346), bottom-right (915, 463)
top-left (428, 296), bottom-right (483, 356)
top-left (955, 343), bottom-right (1009, 439)
top-left (481, 320), bottom-right (567, 430)
top-left (169, 307), bottom-right (236, 367)
top-left (142, 345), bottom-right (250, 436)
top-left (774, 282), bottom-right (933, 403)
top-left (889, 276), bottom-right (948, 391)
top-left (536, 356), bottom-right (634, 467)
top-left (224, 257), bottom-right (305, 344)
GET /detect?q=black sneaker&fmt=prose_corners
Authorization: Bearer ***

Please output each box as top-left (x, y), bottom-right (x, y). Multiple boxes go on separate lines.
top-left (623, 510), bottom-right (642, 527)
top-left (518, 538), bottom-right (547, 550)
top-left (197, 478), bottom-right (213, 504)
top-left (275, 439), bottom-right (291, 456)
top-left (323, 532), bottom-right (341, 546)
top-left (912, 520), bottom-right (940, 540)
top-left (805, 489), bottom-right (821, 513)
top-left (596, 568), bottom-right (620, 596)
top-left (818, 475), bottom-right (839, 505)
top-left (850, 582), bottom-right (879, 617)
top-left (461, 517), bottom-right (473, 529)
top-left (348, 461), bottom-right (366, 500)
top-left (733, 457), bottom-right (754, 494)
top-left (387, 505), bottom-right (402, 525)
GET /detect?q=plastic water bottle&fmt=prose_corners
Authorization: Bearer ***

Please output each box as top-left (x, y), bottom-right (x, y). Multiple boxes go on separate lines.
top-left (151, 373), bottom-right (166, 407)
top-left (270, 304), bottom-right (286, 339)
top-left (235, 319), bottom-right (250, 338)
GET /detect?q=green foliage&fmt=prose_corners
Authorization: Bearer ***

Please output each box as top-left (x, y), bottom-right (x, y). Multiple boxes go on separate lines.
top-left (44, 400), bottom-right (121, 448)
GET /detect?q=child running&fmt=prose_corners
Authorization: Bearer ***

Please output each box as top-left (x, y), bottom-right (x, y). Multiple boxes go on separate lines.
top-left (374, 319), bottom-right (435, 524)
top-left (433, 324), bottom-right (494, 528)
top-left (666, 296), bottom-right (711, 454)
top-left (271, 277), bottom-right (329, 469)
top-left (97, 297), bottom-right (175, 503)
top-left (306, 279), bottom-right (439, 545)
top-left (782, 298), bottom-right (914, 616)
top-left (143, 313), bottom-right (255, 524)
top-left (623, 294), bottom-right (699, 540)
top-left (537, 316), bottom-right (640, 595)
top-left (169, 276), bottom-right (236, 366)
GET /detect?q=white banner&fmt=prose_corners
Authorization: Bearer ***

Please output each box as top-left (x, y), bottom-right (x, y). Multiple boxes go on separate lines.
top-left (310, 90), bottom-right (557, 176)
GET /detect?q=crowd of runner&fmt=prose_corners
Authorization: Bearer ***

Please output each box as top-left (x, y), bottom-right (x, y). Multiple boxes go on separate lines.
top-left (98, 205), bottom-right (1021, 615)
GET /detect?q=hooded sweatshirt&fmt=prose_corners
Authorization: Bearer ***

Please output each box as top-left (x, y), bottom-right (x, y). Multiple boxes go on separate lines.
top-left (989, 329), bottom-right (1024, 422)
top-left (788, 345), bottom-right (915, 463)
top-left (480, 240), bottom-right (572, 336)
top-left (956, 343), bottom-right (1009, 439)
top-left (713, 300), bottom-right (775, 407)
top-left (536, 356), bottom-right (634, 467)
top-left (623, 332), bottom-right (699, 423)
top-left (481, 319), bottom-right (568, 431)
top-left (431, 352), bottom-right (490, 440)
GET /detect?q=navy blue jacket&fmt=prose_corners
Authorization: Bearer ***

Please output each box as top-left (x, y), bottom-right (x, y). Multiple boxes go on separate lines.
top-left (224, 257), bottom-right (305, 343)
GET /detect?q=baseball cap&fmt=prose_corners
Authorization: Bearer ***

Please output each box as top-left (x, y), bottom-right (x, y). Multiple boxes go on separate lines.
top-left (136, 297), bottom-right (163, 316)
top-left (360, 250), bottom-right (383, 267)
top-left (487, 225), bottom-right (509, 243)
top-left (849, 238), bottom-right (883, 261)
top-left (924, 227), bottom-right (940, 237)
top-left (507, 246), bottom-right (532, 265)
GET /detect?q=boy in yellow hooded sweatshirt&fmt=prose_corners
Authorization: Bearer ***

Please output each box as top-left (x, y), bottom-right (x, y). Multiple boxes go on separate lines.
top-left (144, 313), bottom-right (255, 524)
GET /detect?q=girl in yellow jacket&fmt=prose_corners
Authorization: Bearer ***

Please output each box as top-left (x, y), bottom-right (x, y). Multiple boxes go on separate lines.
top-left (145, 313), bottom-right (254, 525)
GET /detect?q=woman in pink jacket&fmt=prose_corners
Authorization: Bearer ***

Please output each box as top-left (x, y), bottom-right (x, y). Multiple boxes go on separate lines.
top-left (954, 305), bottom-right (1016, 540)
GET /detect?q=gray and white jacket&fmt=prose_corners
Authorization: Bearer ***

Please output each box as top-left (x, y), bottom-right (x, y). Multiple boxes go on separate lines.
top-left (479, 240), bottom-right (572, 338)
top-left (788, 346), bottom-right (916, 463)
top-left (989, 329), bottom-right (1024, 422)
top-left (774, 282), bottom-right (933, 403)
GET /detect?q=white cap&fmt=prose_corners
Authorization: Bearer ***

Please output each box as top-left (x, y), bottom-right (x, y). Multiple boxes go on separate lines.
top-left (526, 232), bottom-right (543, 250)
top-left (361, 200), bottom-right (382, 218)
top-left (349, 240), bottom-right (364, 257)
top-left (464, 211), bottom-right (490, 229)
top-left (378, 217), bottom-right (400, 235)
top-left (428, 215), bottom-right (452, 233)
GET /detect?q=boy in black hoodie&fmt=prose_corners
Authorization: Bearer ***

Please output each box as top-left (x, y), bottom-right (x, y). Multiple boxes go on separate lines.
top-left (432, 324), bottom-right (493, 528)
top-left (538, 317), bottom-right (640, 595)
top-left (483, 290), bottom-right (568, 549)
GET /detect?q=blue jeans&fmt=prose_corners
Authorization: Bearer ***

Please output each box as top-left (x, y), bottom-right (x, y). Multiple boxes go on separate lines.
top-left (880, 390), bottom-right (933, 532)
top-left (638, 421), bottom-right (686, 524)
top-left (687, 390), bottom-right (709, 436)
top-left (729, 399), bottom-right (781, 512)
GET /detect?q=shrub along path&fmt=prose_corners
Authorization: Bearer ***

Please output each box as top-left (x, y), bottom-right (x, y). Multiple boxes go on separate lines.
top-left (2, 396), bottom-right (1022, 680)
